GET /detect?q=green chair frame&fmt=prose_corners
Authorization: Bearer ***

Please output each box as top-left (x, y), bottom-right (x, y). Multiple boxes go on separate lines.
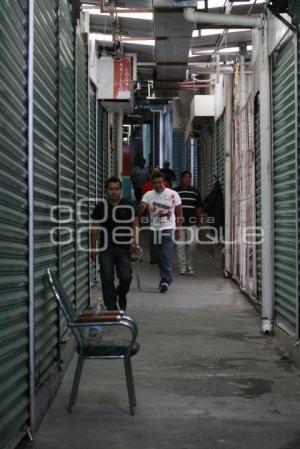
top-left (47, 268), bottom-right (140, 415)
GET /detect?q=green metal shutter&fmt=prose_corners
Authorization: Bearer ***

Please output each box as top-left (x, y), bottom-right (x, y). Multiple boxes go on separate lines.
top-left (172, 130), bottom-right (183, 183)
top-left (216, 113), bottom-right (225, 196)
top-left (254, 94), bottom-right (262, 304)
top-left (206, 137), bottom-right (212, 195)
top-left (272, 38), bottom-right (298, 332)
top-left (89, 82), bottom-right (97, 285)
top-left (75, 32), bottom-right (89, 312)
top-left (58, 0), bottom-right (76, 337)
top-left (33, 0), bottom-right (59, 386)
top-left (97, 104), bottom-right (109, 196)
top-left (0, 1), bottom-right (30, 447)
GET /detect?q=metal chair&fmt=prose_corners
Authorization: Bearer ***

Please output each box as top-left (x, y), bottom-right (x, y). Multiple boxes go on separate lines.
top-left (131, 244), bottom-right (143, 291)
top-left (47, 268), bottom-right (140, 416)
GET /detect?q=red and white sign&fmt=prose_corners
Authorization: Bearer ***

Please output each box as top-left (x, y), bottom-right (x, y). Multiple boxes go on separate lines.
top-left (97, 56), bottom-right (132, 100)
top-left (113, 57), bottom-right (132, 99)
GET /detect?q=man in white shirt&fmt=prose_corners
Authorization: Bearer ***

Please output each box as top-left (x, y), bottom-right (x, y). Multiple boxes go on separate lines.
top-left (139, 172), bottom-right (183, 293)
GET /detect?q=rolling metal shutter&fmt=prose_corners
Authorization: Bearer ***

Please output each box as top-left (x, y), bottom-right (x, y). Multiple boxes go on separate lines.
top-left (0, 1), bottom-right (30, 446)
top-left (216, 113), bottom-right (225, 196)
top-left (58, 0), bottom-right (76, 327)
top-left (75, 32), bottom-right (89, 312)
top-left (272, 38), bottom-right (298, 333)
top-left (89, 82), bottom-right (97, 285)
top-left (172, 130), bottom-right (183, 183)
top-left (97, 103), bottom-right (109, 197)
top-left (33, 0), bottom-right (59, 386)
top-left (254, 94), bottom-right (262, 304)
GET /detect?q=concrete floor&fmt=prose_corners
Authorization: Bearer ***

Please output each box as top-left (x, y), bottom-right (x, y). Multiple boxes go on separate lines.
top-left (21, 246), bottom-right (300, 449)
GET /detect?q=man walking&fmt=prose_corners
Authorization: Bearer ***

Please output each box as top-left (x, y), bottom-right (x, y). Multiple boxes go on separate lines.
top-left (91, 177), bottom-right (139, 310)
top-left (131, 158), bottom-right (149, 202)
top-left (174, 171), bottom-right (204, 275)
top-left (139, 172), bottom-right (183, 293)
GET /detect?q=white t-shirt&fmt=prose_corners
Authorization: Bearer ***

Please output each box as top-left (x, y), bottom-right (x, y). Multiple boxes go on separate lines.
top-left (142, 188), bottom-right (182, 230)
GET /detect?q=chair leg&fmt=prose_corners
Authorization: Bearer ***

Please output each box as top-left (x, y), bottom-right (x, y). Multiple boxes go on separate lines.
top-left (68, 353), bottom-right (84, 413)
top-left (136, 261), bottom-right (141, 291)
top-left (124, 358), bottom-right (136, 415)
top-left (127, 358), bottom-right (136, 407)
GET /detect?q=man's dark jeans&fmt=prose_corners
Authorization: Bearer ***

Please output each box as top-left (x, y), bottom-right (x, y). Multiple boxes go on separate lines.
top-left (99, 245), bottom-right (132, 310)
top-left (151, 229), bottom-right (174, 286)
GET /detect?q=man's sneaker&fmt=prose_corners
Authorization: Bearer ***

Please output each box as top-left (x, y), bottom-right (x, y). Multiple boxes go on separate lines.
top-left (187, 268), bottom-right (194, 275)
top-left (180, 270), bottom-right (186, 275)
top-left (160, 282), bottom-right (168, 293)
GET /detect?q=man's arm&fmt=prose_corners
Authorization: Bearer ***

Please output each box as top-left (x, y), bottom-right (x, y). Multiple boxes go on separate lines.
top-left (137, 201), bottom-right (148, 220)
top-left (196, 207), bottom-right (205, 226)
top-left (175, 204), bottom-right (184, 240)
top-left (130, 217), bottom-right (140, 252)
top-left (90, 223), bottom-right (99, 262)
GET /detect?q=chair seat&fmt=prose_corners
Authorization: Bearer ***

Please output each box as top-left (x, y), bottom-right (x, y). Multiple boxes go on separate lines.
top-left (82, 339), bottom-right (140, 357)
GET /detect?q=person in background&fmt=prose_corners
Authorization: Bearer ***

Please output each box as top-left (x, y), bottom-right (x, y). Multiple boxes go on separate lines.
top-left (131, 158), bottom-right (149, 202)
top-left (139, 172), bottom-right (183, 293)
top-left (91, 177), bottom-right (139, 310)
top-left (142, 166), bottom-right (171, 194)
top-left (141, 167), bottom-right (171, 264)
top-left (174, 170), bottom-right (204, 275)
top-left (161, 161), bottom-right (176, 187)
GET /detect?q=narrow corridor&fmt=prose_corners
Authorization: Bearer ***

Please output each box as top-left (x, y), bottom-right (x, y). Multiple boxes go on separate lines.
top-left (20, 247), bottom-right (300, 449)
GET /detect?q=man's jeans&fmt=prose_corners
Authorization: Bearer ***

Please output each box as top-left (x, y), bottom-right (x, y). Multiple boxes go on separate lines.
top-left (151, 229), bottom-right (174, 286)
top-left (99, 245), bottom-right (132, 310)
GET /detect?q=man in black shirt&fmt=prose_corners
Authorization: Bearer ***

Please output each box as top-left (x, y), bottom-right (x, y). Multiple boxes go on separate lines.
top-left (161, 161), bottom-right (176, 187)
top-left (91, 177), bottom-right (139, 310)
top-left (174, 171), bottom-right (203, 275)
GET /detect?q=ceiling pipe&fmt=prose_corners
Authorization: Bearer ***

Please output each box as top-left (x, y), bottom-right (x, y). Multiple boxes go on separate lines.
top-left (183, 7), bottom-right (262, 28)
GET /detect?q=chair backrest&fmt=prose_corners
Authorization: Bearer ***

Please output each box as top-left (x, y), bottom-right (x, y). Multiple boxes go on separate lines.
top-left (47, 268), bottom-right (84, 347)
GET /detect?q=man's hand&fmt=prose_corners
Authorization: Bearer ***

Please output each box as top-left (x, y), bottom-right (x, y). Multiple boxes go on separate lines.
top-left (91, 250), bottom-right (97, 262)
top-left (130, 242), bottom-right (137, 253)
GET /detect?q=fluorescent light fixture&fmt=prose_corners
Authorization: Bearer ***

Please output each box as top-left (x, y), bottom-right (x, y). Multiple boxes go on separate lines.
top-left (201, 28), bottom-right (224, 36)
top-left (219, 46), bottom-right (239, 53)
top-left (197, 0), bottom-right (265, 7)
top-left (89, 33), bottom-right (155, 46)
top-left (190, 49), bottom-right (215, 55)
top-left (89, 33), bottom-right (113, 42)
top-left (81, 7), bottom-right (153, 20)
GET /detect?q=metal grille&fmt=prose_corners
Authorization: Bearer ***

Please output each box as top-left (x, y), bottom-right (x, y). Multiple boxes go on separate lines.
top-left (0, 1), bottom-right (30, 446)
top-left (231, 71), bottom-right (256, 297)
top-left (254, 93), bottom-right (262, 304)
top-left (272, 38), bottom-right (297, 332)
top-left (33, 0), bottom-right (59, 386)
top-left (75, 31), bottom-right (89, 312)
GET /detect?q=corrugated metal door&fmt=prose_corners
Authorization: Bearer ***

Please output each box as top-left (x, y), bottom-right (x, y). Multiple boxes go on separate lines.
top-left (89, 82), bottom-right (97, 285)
top-left (33, 0), bottom-right (59, 386)
top-left (58, 0), bottom-right (76, 318)
top-left (254, 93), bottom-right (262, 304)
top-left (272, 38), bottom-right (298, 333)
top-left (97, 103), bottom-right (109, 197)
top-left (172, 130), bottom-right (183, 183)
top-left (216, 113), bottom-right (225, 196)
top-left (0, 1), bottom-right (30, 446)
top-left (143, 123), bottom-right (151, 166)
top-left (75, 31), bottom-right (89, 312)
